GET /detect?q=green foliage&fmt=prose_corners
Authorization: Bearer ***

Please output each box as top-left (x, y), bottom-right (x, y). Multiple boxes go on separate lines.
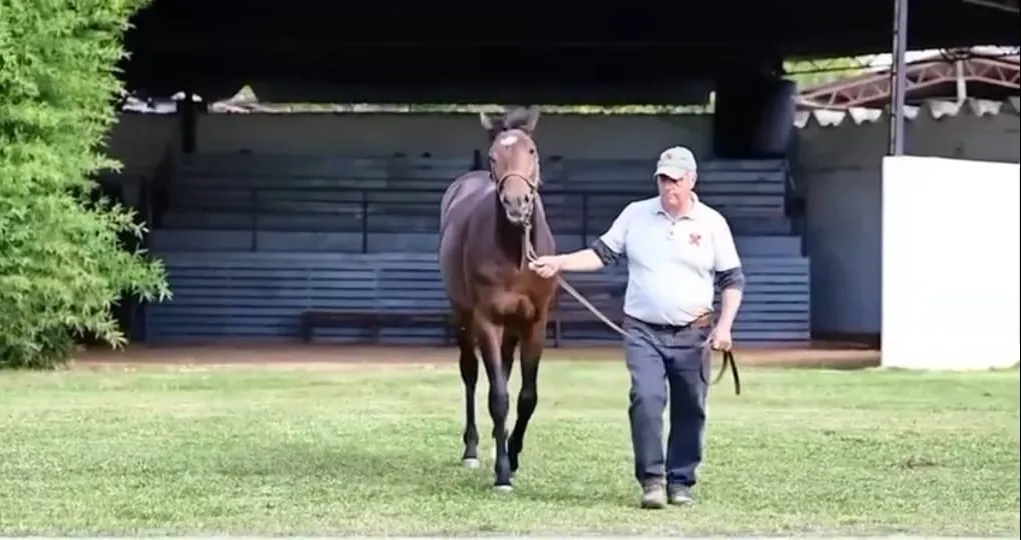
top-left (785, 57), bottom-right (868, 89)
top-left (0, 0), bottom-right (170, 369)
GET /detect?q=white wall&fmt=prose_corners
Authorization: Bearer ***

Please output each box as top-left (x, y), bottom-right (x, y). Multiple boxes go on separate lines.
top-left (797, 110), bottom-right (1021, 337)
top-left (882, 156), bottom-right (1020, 370)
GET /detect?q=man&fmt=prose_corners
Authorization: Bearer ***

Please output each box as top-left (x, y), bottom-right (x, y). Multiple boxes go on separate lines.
top-left (529, 146), bottom-right (745, 509)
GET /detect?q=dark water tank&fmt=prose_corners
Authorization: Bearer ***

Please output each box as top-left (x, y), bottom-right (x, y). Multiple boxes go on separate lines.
top-left (712, 77), bottom-right (797, 159)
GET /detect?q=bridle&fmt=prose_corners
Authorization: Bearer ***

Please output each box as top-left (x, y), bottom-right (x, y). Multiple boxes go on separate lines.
top-left (492, 134), bottom-right (742, 395)
top-left (489, 128), bottom-right (541, 214)
top-left (496, 172), bottom-right (539, 202)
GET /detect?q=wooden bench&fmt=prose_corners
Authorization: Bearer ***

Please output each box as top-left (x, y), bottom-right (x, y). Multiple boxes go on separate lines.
top-left (549, 281), bottom-right (626, 347)
top-left (300, 308), bottom-right (455, 344)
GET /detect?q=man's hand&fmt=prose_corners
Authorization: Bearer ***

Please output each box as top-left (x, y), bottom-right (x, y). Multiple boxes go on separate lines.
top-left (528, 255), bottom-right (563, 279)
top-left (709, 325), bottom-right (733, 352)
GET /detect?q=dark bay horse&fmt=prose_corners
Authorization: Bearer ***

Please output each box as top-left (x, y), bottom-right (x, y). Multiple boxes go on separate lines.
top-left (438, 106), bottom-right (557, 492)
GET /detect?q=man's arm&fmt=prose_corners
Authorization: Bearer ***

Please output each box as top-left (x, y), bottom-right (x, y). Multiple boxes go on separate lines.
top-left (712, 216), bottom-right (745, 330)
top-left (554, 203), bottom-right (634, 272)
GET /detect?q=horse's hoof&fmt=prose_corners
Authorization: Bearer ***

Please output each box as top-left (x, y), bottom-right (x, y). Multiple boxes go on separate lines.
top-left (492, 484), bottom-right (514, 493)
top-left (462, 458), bottom-right (481, 469)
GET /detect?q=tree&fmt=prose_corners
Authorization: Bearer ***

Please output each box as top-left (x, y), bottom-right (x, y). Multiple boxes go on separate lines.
top-left (785, 57), bottom-right (869, 89)
top-left (0, 0), bottom-right (171, 368)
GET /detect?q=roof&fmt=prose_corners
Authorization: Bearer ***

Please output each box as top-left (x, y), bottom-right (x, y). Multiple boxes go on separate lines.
top-left (797, 49), bottom-right (1019, 109)
top-left (120, 0), bottom-right (1020, 101)
top-left (794, 97), bottom-right (1021, 128)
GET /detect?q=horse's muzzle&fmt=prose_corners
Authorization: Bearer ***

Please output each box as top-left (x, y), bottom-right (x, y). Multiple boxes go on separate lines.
top-left (503, 205), bottom-right (532, 225)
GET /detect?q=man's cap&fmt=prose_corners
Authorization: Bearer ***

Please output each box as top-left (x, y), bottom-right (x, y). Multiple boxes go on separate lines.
top-left (654, 146), bottom-right (697, 180)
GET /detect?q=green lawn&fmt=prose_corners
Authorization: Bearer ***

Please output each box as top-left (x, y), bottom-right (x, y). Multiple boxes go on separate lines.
top-left (1, 361), bottom-right (1018, 536)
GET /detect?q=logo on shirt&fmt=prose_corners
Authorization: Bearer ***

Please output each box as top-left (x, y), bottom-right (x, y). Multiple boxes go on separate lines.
top-left (688, 233), bottom-right (702, 247)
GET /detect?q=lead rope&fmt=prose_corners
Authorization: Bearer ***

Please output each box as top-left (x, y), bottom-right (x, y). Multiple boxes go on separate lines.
top-left (521, 226), bottom-right (741, 395)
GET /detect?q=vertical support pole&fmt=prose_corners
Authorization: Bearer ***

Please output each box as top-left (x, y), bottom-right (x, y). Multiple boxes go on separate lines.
top-left (954, 59), bottom-right (968, 104)
top-left (180, 92), bottom-right (197, 154)
top-left (361, 191), bottom-right (369, 254)
top-left (580, 194), bottom-right (589, 247)
top-left (888, 0), bottom-right (909, 155)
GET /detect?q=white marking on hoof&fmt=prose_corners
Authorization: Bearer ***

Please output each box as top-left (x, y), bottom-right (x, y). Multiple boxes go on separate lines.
top-left (462, 458), bottom-right (481, 469)
top-left (493, 484), bottom-right (514, 493)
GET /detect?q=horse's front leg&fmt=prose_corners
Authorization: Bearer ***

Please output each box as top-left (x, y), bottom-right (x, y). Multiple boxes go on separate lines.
top-left (476, 317), bottom-right (513, 491)
top-left (500, 333), bottom-right (519, 384)
top-left (456, 320), bottom-right (481, 468)
top-left (508, 317), bottom-right (546, 476)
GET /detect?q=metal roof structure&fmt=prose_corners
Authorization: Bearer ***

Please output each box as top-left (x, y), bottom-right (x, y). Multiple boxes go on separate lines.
top-left (797, 49), bottom-right (1019, 109)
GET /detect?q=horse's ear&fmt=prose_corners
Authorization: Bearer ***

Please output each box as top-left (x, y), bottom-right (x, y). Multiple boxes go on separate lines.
top-left (521, 106), bottom-right (540, 133)
top-left (479, 112), bottom-right (497, 132)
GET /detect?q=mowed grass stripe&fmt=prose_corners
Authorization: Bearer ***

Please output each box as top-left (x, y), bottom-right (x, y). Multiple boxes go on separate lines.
top-left (1, 364), bottom-right (1018, 536)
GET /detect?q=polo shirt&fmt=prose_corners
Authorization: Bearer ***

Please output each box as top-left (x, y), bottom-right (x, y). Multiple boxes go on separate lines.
top-left (593, 195), bottom-right (744, 326)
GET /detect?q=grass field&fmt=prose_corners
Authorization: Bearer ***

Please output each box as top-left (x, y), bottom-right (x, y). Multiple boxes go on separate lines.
top-left (1, 360), bottom-right (1018, 536)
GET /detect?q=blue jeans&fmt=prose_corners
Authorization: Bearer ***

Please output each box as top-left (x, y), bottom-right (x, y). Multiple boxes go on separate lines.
top-left (623, 316), bottom-right (710, 488)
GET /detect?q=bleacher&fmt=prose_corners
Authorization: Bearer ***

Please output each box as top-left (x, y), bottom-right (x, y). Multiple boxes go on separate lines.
top-left (144, 152), bottom-right (810, 345)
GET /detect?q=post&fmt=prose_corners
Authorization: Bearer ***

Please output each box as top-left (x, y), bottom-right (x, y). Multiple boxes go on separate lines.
top-left (579, 193), bottom-right (589, 247)
top-left (360, 191), bottom-right (369, 254)
top-left (888, 0), bottom-right (909, 155)
top-left (249, 189), bottom-right (258, 252)
top-left (179, 92), bottom-right (198, 154)
top-left (954, 59), bottom-right (968, 104)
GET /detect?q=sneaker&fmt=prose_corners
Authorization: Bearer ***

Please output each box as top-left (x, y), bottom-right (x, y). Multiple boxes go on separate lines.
top-left (640, 481), bottom-right (667, 509)
top-left (668, 485), bottom-right (694, 505)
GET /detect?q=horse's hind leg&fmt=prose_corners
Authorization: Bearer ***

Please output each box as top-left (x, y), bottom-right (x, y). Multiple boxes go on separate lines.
top-left (456, 318), bottom-right (481, 469)
top-left (508, 319), bottom-right (545, 476)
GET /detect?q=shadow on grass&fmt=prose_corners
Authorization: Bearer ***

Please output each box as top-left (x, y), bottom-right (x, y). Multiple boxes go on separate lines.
top-left (207, 440), bottom-right (633, 508)
top-left (754, 356), bottom-right (881, 370)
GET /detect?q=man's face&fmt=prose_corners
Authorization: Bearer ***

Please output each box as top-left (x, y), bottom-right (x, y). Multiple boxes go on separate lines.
top-left (657, 171), bottom-right (695, 207)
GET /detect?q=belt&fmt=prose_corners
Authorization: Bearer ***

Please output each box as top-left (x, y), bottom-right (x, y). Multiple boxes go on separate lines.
top-left (624, 313), bottom-right (741, 395)
top-left (625, 313), bottom-right (714, 333)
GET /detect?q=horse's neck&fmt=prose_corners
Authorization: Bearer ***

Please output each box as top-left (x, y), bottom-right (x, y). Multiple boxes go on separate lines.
top-left (529, 196), bottom-right (555, 256)
top-left (493, 208), bottom-right (526, 265)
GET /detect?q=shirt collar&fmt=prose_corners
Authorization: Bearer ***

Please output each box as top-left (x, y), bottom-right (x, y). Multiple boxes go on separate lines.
top-left (654, 193), bottom-right (700, 220)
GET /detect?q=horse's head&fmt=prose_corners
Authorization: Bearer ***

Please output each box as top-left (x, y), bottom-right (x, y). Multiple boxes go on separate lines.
top-left (480, 106), bottom-right (541, 227)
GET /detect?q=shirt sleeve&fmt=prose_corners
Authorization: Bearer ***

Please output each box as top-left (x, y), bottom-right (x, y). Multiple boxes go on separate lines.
top-left (590, 203), bottom-right (634, 265)
top-left (712, 215), bottom-right (741, 271)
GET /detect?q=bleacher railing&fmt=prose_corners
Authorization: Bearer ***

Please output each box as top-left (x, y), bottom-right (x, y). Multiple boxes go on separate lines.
top-left (162, 185), bottom-right (643, 253)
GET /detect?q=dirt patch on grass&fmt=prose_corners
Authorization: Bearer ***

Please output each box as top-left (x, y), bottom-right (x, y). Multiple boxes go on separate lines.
top-left (70, 342), bottom-right (880, 371)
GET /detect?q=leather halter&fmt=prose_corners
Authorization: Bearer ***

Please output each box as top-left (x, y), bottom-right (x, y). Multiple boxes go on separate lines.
top-left (496, 171), bottom-right (539, 192)
top-left (491, 151), bottom-right (540, 224)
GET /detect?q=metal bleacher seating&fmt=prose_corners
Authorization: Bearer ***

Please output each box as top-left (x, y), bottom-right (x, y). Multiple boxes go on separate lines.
top-left (148, 252), bottom-right (809, 344)
top-left (144, 152), bottom-right (810, 345)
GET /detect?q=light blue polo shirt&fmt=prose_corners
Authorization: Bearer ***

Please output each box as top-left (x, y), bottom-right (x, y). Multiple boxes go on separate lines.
top-left (598, 195), bottom-right (742, 326)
